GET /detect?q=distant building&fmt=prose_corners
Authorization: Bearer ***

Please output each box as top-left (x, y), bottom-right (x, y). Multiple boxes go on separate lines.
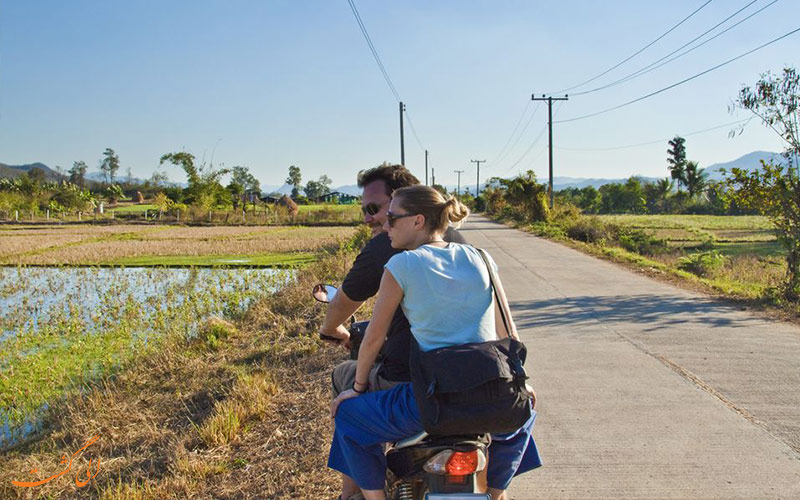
top-left (319, 191), bottom-right (360, 204)
top-left (261, 194), bottom-right (282, 204)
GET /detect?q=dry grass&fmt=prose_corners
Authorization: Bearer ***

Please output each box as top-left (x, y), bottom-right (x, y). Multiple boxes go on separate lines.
top-left (0, 227), bottom-right (369, 499)
top-left (0, 225), bottom-right (356, 265)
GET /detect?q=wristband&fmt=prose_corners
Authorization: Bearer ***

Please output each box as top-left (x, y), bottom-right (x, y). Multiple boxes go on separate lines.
top-left (353, 380), bottom-right (369, 393)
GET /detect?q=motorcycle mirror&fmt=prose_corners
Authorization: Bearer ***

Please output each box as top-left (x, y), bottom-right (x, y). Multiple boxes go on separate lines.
top-left (312, 284), bottom-right (338, 303)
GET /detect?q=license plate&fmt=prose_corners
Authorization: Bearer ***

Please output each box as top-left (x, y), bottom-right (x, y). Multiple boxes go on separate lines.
top-left (425, 495), bottom-right (491, 500)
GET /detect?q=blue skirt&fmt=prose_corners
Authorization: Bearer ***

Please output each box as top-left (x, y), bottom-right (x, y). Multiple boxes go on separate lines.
top-left (328, 383), bottom-right (541, 491)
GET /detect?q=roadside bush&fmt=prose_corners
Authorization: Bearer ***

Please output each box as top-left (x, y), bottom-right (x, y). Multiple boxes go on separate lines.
top-left (617, 229), bottom-right (668, 256)
top-left (677, 251), bottom-right (727, 277)
top-left (565, 216), bottom-right (610, 244)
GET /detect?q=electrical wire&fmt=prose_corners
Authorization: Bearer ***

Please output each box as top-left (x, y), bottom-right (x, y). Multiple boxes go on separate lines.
top-left (497, 101), bottom-right (565, 177)
top-left (489, 102), bottom-right (542, 169)
top-left (572, 0), bottom-right (777, 96)
top-left (556, 26), bottom-right (800, 124)
top-left (489, 101), bottom-right (531, 164)
top-left (557, 117), bottom-right (752, 152)
top-left (403, 109), bottom-right (427, 151)
top-left (549, 0), bottom-right (715, 94)
top-left (347, 0), bottom-right (401, 102)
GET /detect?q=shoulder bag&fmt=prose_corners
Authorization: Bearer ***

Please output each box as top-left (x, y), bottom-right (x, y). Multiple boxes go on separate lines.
top-left (409, 248), bottom-right (534, 435)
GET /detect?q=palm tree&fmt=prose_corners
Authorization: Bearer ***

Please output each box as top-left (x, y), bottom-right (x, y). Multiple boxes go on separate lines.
top-left (684, 161), bottom-right (707, 198)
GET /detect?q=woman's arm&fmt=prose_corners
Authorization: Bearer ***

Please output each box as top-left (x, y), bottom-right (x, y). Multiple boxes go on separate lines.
top-left (330, 269), bottom-right (404, 416)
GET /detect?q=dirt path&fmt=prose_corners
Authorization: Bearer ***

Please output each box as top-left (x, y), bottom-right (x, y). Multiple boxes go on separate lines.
top-left (461, 215), bottom-right (800, 499)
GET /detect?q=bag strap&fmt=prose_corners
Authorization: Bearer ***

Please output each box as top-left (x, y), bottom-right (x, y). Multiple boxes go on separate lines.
top-left (477, 248), bottom-right (530, 393)
top-left (477, 248), bottom-right (512, 340)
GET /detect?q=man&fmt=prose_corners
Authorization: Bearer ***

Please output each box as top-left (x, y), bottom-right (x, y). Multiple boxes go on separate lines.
top-left (320, 163), bottom-right (465, 500)
top-left (321, 163), bottom-right (465, 396)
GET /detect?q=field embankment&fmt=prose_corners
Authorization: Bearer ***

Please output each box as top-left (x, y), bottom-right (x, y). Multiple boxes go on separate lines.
top-left (0, 227), bottom-right (370, 499)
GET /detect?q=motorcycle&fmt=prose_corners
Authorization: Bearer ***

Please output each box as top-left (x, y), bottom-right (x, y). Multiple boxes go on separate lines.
top-left (313, 283), bottom-right (492, 499)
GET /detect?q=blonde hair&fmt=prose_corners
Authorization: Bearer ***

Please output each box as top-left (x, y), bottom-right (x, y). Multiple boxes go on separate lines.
top-left (392, 185), bottom-right (469, 234)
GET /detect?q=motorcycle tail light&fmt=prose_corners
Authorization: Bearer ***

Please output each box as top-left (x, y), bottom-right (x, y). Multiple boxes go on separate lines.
top-left (423, 449), bottom-right (486, 475)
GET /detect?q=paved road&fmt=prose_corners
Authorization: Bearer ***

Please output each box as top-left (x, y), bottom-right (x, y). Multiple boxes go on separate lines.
top-left (461, 215), bottom-right (800, 499)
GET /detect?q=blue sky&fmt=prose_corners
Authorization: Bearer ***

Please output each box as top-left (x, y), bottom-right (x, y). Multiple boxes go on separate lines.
top-left (1, 0), bottom-right (798, 188)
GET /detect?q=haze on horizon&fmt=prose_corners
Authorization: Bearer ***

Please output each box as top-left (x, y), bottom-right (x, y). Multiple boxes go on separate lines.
top-left (1, 0), bottom-right (798, 188)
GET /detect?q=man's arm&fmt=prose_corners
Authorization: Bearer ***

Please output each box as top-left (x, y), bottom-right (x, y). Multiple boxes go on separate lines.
top-left (319, 287), bottom-right (364, 341)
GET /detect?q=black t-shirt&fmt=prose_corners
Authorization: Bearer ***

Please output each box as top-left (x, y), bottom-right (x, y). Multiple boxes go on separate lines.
top-left (341, 226), bottom-right (467, 381)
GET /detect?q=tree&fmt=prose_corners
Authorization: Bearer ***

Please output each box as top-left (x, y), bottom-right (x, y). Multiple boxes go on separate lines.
top-left (69, 161), bottom-right (88, 188)
top-left (228, 166), bottom-right (261, 209)
top-left (726, 67), bottom-right (800, 300)
top-left (304, 175), bottom-right (332, 202)
top-left (99, 148), bottom-right (120, 184)
top-left (286, 165), bottom-right (302, 198)
top-left (498, 170), bottom-right (549, 221)
top-left (684, 161), bottom-right (707, 199)
top-left (160, 152), bottom-right (230, 209)
top-left (667, 136), bottom-right (687, 190)
top-left (644, 178), bottom-right (674, 213)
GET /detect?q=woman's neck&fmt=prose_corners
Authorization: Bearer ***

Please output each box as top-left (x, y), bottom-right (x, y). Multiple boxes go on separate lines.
top-left (408, 231), bottom-right (446, 250)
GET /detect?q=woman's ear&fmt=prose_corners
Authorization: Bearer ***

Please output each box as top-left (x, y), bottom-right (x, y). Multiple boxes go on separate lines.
top-left (415, 213), bottom-right (426, 229)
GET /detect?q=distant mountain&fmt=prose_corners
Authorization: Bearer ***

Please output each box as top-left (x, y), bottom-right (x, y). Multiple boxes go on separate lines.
top-left (332, 184), bottom-right (361, 196)
top-left (0, 162), bottom-right (64, 181)
top-left (703, 150), bottom-right (786, 181)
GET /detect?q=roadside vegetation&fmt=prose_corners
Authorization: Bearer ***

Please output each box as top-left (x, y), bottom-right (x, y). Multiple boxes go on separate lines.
top-left (0, 225), bottom-right (371, 499)
top-left (474, 66), bottom-right (800, 315)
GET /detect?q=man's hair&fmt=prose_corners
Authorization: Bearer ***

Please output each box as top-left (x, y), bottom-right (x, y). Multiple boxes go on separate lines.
top-left (357, 162), bottom-right (420, 196)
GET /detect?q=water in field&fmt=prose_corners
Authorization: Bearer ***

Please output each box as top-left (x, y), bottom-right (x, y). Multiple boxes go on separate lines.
top-left (0, 266), bottom-right (292, 449)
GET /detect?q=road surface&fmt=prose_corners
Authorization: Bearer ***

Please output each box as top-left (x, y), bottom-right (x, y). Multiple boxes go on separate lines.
top-left (461, 215), bottom-right (800, 499)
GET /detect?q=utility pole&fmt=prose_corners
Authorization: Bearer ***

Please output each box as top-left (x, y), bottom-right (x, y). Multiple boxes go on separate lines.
top-left (531, 94), bottom-right (568, 209)
top-left (454, 169), bottom-right (464, 198)
top-left (471, 159), bottom-right (485, 196)
top-left (431, 168), bottom-right (435, 187)
top-left (425, 150), bottom-right (429, 186)
top-left (399, 102), bottom-right (406, 166)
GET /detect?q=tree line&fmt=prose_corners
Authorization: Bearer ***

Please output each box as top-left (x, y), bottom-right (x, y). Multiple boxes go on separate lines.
top-left (0, 149), bottom-right (338, 218)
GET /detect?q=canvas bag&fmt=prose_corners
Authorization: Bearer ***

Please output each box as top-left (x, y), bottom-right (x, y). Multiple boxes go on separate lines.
top-left (409, 248), bottom-right (534, 435)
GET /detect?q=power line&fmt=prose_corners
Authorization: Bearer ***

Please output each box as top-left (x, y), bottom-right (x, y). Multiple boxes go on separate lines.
top-left (403, 109), bottom-right (426, 151)
top-left (557, 117), bottom-right (752, 152)
top-left (572, 0), bottom-right (777, 97)
top-left (488, 102), bottom-right (542, 170)
top-left (347, 0), bottom-right (401, 102)
top-left (489, 100), bottom-right (532, 164)
top-left (550, 0), bottom-right (715, 94)
top-left (556, 26), bottom-right (800, 124)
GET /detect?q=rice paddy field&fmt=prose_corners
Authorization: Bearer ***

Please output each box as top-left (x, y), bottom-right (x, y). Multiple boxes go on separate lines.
top-left (0, 223), bottom-right (360, 451)
top-left (597, 214), bottom-right (785, 298)
top-left (0, 224), bottom-right (356, 266)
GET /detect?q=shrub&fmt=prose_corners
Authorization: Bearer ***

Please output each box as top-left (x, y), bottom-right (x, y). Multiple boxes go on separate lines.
top-left (565, 216), bottom-right (609, 243)
top-left (677, 251), bottom-right (727, 277)
top-left (617, 229), bottom-right (668, 255)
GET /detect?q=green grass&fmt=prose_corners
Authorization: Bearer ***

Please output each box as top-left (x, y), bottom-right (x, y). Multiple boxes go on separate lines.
top-left (598, 214), bottom-right (774, 230)
top-left (104, 252), bottom-right (316, 267)
top-left (109, 204), bottom-right (158, 214)
top-left (296, 204), bottom-right (360, 213)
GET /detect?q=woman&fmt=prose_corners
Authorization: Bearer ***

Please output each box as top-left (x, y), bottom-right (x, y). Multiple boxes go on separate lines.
top-left (328, 185), bottom-right (540, 500)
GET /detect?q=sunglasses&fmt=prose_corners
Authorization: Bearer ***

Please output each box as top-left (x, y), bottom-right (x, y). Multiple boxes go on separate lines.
top-left (386, 211), bottom-right (417, 227)
top-left (361, 202), bottom-right (383, 216)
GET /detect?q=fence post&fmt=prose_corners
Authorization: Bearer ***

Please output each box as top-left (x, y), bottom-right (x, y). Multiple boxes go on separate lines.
top-left (78, 212), bottom-right (81, 221)
top-left (46, 209), bottom-right (50, 220)
top-left (15, 210), bottom-right (18, 221)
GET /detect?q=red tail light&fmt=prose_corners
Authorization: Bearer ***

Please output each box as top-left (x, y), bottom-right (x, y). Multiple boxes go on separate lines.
top-left (445, 450), bottom-right (479, 475)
